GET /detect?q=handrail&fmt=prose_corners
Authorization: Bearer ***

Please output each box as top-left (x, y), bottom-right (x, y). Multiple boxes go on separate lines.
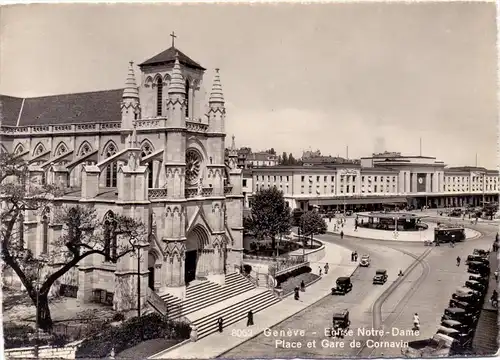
top-left (146, 288), bottom-right (169, 317)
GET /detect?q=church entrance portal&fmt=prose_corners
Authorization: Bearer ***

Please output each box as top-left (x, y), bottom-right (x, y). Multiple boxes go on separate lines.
top-left (148, 252), bottom-right (155, 290)
top-left (185, 225), bottom-right (209, 285)
top-left (185, 250), bottom-right (197, 284)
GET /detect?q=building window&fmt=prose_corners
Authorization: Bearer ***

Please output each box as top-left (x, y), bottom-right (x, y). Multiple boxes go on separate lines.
top-left (141, 141), bottom-right (154, 188)
top-left (352, 185), bottom-right (356, 193)
top-left (362, 176), bottom-right (365, 182)
top-left (324, 176), bottom-right (327, 182)
top-left (374, 176), bottom-right (378, 182)
top-left (374, 185), bottom-right (378, 192)
top-left (316, 176), bottom-right (320, 182)
top-left (104, 212), bottom-right (117, 263)
top-left (243, 179), bottom-right (247, 187)
top-left (104, 142), bottom-right (118, 187)
top-left (331, 176), bottom-right (334, 182)
top-left (156, 78), bottom-right (163, 116)
top-left (308, 186), bottom-right (312, 194)
top-left (347, 185), bottom-right (350, 193)
top-left (41, 215), bottom-right (49, 253)
top-left (185, 79), bottom-right (190, 118)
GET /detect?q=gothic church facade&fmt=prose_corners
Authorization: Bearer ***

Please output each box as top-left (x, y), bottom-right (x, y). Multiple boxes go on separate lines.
top-left (0, 45), bottom-right (244, 312)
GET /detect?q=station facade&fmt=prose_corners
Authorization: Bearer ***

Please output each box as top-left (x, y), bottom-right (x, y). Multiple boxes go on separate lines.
top-left (244, 152), bottom-right (498, 211)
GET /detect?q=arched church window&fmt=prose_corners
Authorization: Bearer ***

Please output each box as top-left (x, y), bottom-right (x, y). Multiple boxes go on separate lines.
top-left (33, 143), bottom-right (46, 157)
top-left (185, 79), bottom-right (190, 118)
top-left (41, 213), bottom-right (49, 253)
top-left (141, 141), bottom-right (154, 188)
top-left (55, 142), bottom-right (68, 156)
top-left (104, 142), bottom-right (118, 188)
top-left (103, 212), bottom-right (117, 262)
top-left (78, 142), bottom-right (92, 157)
top-left (156, 78), bottom-right (163, 117)
top-left (14, 144), bottom-right (25, 155)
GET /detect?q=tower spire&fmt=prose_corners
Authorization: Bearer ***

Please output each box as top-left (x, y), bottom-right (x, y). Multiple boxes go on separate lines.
top-left (123, 61), bottom-right (139, 99)
top-left (231, 135), bottom-right (236, 150)
top-left (168, 52), bottom-right (185, 94)
top-left (209, 68), bottom-right (224, 104)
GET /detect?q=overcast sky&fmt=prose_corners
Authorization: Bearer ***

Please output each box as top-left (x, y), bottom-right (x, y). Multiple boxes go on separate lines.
top-left (0, 3), bottom-right (497, 168)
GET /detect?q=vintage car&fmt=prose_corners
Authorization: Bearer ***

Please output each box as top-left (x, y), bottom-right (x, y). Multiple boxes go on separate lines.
top-left (435, 326), bottom-right (472, 347)
top-left (331, 277), bottom-right (353, 295)
top-left (441, 307), bottom-right (477, 325)
top-left (451, 291), bottom-right (481, 305)
top-left (468, 274), bottom-right (488, 287)
top-left (373, 269), bottom-right (388, 285)
top-left (326, 309), bottom-right (351, 338)
top-left (359, 255), bottom-right (371, 267)
top-left (465, 280), bottom-right (487, 294)
top-left (466, 255), bottom-right (490, 266)
top-left (449, 299), bottom-right (480, 314)
top-left (473, 248), bottom-right (490, 257)
top-left (440, 319), bottom-right (474, 336)
top-left (448, 209), bottom-right (463, 217)
top-left (467, 261), bottom-right (490, 276)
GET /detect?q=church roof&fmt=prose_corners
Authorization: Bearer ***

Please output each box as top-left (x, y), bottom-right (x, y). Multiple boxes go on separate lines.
top-left (0, 89), bottom-right (123, 126)
top-left (139, 46), bottom-right (205, 71)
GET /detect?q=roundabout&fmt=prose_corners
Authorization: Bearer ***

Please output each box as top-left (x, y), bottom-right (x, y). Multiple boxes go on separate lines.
top-left (327, 212), bottom-right (481, 242)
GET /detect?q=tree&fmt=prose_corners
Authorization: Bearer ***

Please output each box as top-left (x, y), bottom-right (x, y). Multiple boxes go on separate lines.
top-left (245, 187), bottom-right (291, 251)
top-left (281, 152), bottom-right (288, 165)
top-left (0, 152), bottom-right (146, 331)
top-left (300, 210), bottom-right (327, 248)
top-left (288, 153), bottom-right (296, 165)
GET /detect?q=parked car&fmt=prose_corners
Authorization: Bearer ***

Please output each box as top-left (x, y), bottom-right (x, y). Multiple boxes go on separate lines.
top-left (451, 291), bottom-right (481, 305)
top-left (464, 280), bottom-right (487, 295)
top-left (466, 255), bottom-right (489, 266)
top-left (440, 319), bottom-right (474, 336)
top-left (359, 255), bottom-right (371, 267)
top-left (441, 307), bottom-right (478, 326)
top-left (468, 274), bottom-right (488, 287)
top-left (448, 299), bottom-right (481, 314)
top-left (373, 269), bottom-right (388, 285)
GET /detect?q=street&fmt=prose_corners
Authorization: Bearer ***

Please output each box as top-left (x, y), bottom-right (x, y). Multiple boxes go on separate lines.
top-left (221, 218), bottom-right (496, 358)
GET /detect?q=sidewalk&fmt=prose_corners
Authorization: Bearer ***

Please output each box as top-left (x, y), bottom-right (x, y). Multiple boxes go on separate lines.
top-left (149, 241), bottom-right (357, 359)
top-left (327, 216), bottom-right (480, 241)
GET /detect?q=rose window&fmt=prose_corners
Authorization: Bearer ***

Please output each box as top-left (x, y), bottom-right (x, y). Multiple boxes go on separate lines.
top-left (185, 150), bottom-right (202, 186)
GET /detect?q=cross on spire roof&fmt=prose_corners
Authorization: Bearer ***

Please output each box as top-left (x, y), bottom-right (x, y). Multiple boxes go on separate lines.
top-left (170, 31), bottom-right (177, 47)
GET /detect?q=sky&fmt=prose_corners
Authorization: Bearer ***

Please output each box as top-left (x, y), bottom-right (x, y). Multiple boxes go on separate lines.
top-left (0, 2), bottom-right (497, 168)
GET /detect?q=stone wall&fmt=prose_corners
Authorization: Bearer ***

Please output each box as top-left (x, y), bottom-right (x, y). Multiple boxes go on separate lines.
top-left (5, 341), bottom-right (82, 359)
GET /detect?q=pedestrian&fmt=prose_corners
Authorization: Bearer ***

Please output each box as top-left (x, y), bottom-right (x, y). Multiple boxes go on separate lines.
top-left (324, 263), bottom-right (329, 274)
top-left (340, 231), bottom-right (344, 240)
top-left (355, 251), bottom-right (358, 261)
top-left (496, 233), bottom-right (499, 243)
top-left (247, 310), bottom-right (254, 326)
top-left (294, 286), bottom-right (300, 300)
top-left (217, 317), bottom-right (224, 332)
top-left (300, 280), bottom-right (305, 292)
top-left (351, 251), bottom-right (355, 262)
top-left (495, 270), bottom-right (498, 282)
top-left (456, 256), bottom-right (461, 267)
top-left (319, 266), bottom-right (322, 276)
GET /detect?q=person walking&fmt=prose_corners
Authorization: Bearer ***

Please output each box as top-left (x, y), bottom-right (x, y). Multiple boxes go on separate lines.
top-left (247, 310), bottom-right (254, 326)
top-left (294, 287), bottom-right (300, 300)
top-left (495, 269), bottom-right (498, 282)
top-left (324, 263), bottom-right (329, 274)
top-left (300, 280), bottom-right (305, 292)
top-left (456, 256), bottom-right (461, 267)
top-left (217, 317), bottom-right (224, 332)
top-left (318, 266), bottom-right (322, 276)
top-left (340, 230), bottom-right (344, 240)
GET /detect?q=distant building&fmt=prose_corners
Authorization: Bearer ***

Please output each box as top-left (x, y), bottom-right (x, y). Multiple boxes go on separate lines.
top-left (247, 151), bottom-right (498, 212)
top-left (225, 141), bottom-right (278, 168)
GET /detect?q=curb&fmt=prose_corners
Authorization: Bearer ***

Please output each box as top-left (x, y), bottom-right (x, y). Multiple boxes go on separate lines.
top-left (217, 263), bottom-right (360, 358)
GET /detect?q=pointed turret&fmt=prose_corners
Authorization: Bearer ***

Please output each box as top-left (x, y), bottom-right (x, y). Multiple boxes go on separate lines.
top-left (123, 61), bottom-right (139, 99)
top-left (208, 68), bottom-right (226, 134)
top-left (166, 52), bottom-right (186, 127)
top-left (121, 61), bottom-right (141, 130)
top-left (168, 53), bottom-right (186, 95)
top-left (209, 69), bottom-right (224, 104)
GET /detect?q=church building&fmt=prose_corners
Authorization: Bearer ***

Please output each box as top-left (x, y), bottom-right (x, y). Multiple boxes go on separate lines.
top-left (0, 40), bottom-right (244, 312)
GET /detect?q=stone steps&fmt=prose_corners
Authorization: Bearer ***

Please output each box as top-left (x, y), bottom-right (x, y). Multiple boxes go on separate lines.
top-left (161, 273), bottom-right (256, 319)
top-left (192, 290), bottom-right (281, 339)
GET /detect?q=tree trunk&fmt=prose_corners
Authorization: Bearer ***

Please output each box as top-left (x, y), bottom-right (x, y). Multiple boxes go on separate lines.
top-left (37, 293), bottom-right (53, 332)
top-left (271, 236), bottom-right (276, 250)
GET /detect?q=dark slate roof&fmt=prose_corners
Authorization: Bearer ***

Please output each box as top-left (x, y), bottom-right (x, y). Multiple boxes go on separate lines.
top-left (1, 89), bottom-right (123, 126)
top-left (0, 95), bottom-right (24, 126)
top-left (139, 46), bottom-right (205, 70)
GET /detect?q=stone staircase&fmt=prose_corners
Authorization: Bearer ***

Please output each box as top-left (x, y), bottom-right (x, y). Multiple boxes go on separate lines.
top-left (160, 272), bottom-right (257, 320)
top-left (191, 289), bottom-right (280, 340)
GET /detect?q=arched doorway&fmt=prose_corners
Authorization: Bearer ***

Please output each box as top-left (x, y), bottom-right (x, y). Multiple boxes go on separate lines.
top-left (185, 225), bottom-right (209, 284)
top-left (148, 251), bottom-right (156, 290)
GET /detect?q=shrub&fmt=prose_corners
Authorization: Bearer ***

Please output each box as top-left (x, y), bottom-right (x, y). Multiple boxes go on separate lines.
top-left (76, 313), bottom-right (190, 358)
top-left (111, 312), bottom-right (125, 322)
top-left (243, 264), bottom-right (252, 275)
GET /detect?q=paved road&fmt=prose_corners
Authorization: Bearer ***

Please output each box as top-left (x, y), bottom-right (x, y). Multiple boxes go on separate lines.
top-left (222, 219), bottom-right (496, 358)
top-left (221, 240), bottom-right (417, 358)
